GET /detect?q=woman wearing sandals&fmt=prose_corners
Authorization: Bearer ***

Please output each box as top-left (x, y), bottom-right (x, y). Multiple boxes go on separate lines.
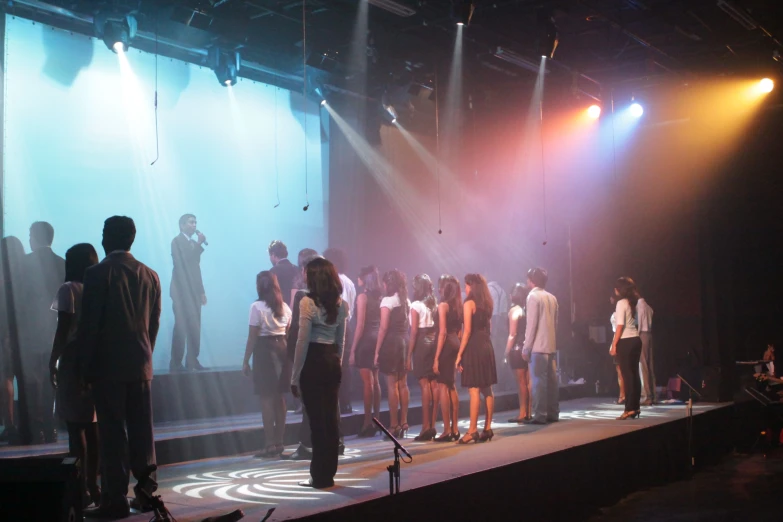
top-left (505, 283), bottom-right (531, 423)
top-left (407, 274), bottom-right (439, 441)
top-left (243, 271), bottom-right (292, 458)
top-left (349, 265), bottom-right (383, 438)
top-left (374, 269), bottom-right (411, 439)
top-left (433, 275), bottom-right (462, 442)
top-left (610, 277), bottom-right (643, 421)
top-left (455, 274), bottom-right (497, 444)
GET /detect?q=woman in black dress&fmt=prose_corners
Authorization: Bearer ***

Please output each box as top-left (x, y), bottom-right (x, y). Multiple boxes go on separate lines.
top-left (433, 275), bottom-right (462, 442)
top-left (456, 274), bottom-right (497, 444)
top-left (49, 243), bottom-right (100, 506)
top-left (349, 265), bottom-right (382, 437)
top-left (407, 274), bottom-right (439, 441)
top-left (504, 283), bottom-right (531, 422)
top-left (374, 269), bottom-right (410, 438)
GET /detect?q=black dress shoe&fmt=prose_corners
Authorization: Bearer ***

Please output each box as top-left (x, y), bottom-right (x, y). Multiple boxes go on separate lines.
top-left (187, 361), bottom-right (207, 371)
top-left (299, 479), bottom-right (334, 489)
top-left (287, 446), bottom-right (312, 460)
top-left (521, 418), bottom-right (547, 425)
top-left (84, 502), bottom-right (130, 519)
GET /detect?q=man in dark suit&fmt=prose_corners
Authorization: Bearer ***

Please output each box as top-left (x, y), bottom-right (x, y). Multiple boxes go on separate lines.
top-left (269, 240), bottom-right (299, 302)
top-left (169, 214), bottom-right (207, 372)
top-left (79, 216), bottom-right (162, 519)
top-left (18, 221), bottom-right (64, 444)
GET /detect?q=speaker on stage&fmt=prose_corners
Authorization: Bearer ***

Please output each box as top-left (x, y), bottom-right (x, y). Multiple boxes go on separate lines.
top-left (0, 456), bottom-right (82, 521)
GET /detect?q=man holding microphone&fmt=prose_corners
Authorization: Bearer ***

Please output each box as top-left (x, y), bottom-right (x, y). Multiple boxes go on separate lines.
top-left (169, 214), bottom-right (207, 372)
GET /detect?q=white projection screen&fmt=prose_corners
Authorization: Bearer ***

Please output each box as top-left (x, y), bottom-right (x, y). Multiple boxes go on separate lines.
top-left (2, 16), bottom-right (329, 369)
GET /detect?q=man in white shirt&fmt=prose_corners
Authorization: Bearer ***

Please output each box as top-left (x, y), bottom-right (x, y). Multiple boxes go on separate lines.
top-left (323, 248), bottom-right (356, 415)
top-left (637, 297), bottom-right (655, 405)
top-left (522, 268), bottom-right (559, 424)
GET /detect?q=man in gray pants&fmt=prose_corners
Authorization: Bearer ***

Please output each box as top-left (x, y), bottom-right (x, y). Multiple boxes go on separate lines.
top-left (637, 297), bottom-right (655, 405)
top-left (522, 268), bottom-right (559, 425)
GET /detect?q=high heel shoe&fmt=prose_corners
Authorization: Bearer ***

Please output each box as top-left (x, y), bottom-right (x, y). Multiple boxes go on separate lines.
top-left (389, 425), bottom-right (402, 439)
top-left (400, 423), bottom-right (409, 438)
top-left (616, 410), bottom-right (641, 420)
top-left (434, 431), bottom-right (453, 443)
top-left (358, 425), bottom-right (377, 438)
top-left (479, 429), bottom-right (494, 442)
top-left (457, 432), bottom-right (480, 445)
top-left (414, 428), bottom-right (436, 442)
top-left (452, 430), bottom-right (460, 442)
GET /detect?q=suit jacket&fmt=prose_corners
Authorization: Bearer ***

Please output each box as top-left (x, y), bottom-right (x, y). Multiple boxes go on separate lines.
top-left (170, 234), bottom-right (205, 302)
top-left (20, 247), bottom-right (65, 356)
top-left (78, 252), bottom-right (162, 382)
top-left (270, 259), bottom-right (299, 306)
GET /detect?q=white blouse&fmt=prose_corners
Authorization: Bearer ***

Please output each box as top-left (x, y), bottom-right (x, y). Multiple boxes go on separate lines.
top-left (248, 300), bottom-right (292, 336)
top-left (410, 300), bottom-right (435, 328)
top-left (615, 299), bottom-right (639, 339)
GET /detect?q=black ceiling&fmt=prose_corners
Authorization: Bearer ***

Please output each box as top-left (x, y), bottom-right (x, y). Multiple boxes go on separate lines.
top-left (6, 0), bottom-right (783, 102)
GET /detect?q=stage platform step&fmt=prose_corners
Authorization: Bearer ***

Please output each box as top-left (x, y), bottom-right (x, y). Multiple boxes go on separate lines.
top-left (0, 384), bottom-right (590, 465)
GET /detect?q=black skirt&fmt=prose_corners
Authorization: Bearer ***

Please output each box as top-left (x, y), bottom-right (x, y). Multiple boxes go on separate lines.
top-left (436, 333), bottom-right (460, 386)
top-left (412, 328), bottom-right (437, 380)
top-left (378, 332), bottom-right (407, 375)
top-left (460, 330), bottom-right (498, 388)
top-left (507, 347), bottom-right (528, 370)
top-left (253, 335), bottom-right (291, 397)
top-left (354, 331), bottom-right (378, 370)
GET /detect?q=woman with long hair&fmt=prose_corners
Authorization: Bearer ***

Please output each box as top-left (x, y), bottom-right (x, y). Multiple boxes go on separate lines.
top-left (432, 275), bottom-right (462, 442)
top-left (374, 269), bottom-right (410, 438)
top-left (505, 283), bottom-right (531, 422)
top-left (49, 243), bottom-right (100, 506)
top-left (349, 265), bottom-right (382, 437)
top-left (408, 274), bottom-right (439, 441)
top-left (0, 236), bottom-right (25, 443)
top-left (609, 295), bottom-right (625, 405)
top-left (455, 274), bottom-right (497, 444)
top-left (610, 277), bottom-right (643, 420)
top-left (291, 257), bottom-right (349, 489)
top-left (243, 271), bottom-right (292, 458)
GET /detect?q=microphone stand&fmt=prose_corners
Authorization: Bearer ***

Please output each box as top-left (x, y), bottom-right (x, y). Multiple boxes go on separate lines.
top-left (373, 417), bottom-right (412, 495)
top-left (676, 374), bottom-right (701, 469)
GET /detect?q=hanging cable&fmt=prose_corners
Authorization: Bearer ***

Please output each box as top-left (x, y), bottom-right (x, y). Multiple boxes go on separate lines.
top-left (435, 70), bottom-right (442, 234)
top-left (274, 85), bottom-right (281, 208)
top-left (539, 74), bottom-right (548, 246)
top-left (301, 0), bottom-right (310, 211)
top-left (150, 10), bottom-right (159, 166)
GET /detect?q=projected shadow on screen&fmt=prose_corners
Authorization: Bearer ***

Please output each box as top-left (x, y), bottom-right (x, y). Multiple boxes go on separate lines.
top-left (42, 26), bottom-right (94, 87)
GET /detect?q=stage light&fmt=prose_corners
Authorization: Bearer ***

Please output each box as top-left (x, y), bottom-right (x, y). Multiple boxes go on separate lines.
top-left (587, 104), bottom-right (601, 119)
top-left (95, 13), bottom-right (137, 53)
top-left (759, 78), bottom-right (774, 93)
top-left (209, 48), bottom-right (240, 87)
top-left (630, 103), bottom-right (644, 117)
top-left (380, 102), bottom-right (397, 125)
top-left (321, 100), bottom-right (327, 107)
top-left (454, 1), bottom-right (474, 26)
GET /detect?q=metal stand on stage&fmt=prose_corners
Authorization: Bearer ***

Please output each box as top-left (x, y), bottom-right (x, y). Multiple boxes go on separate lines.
top-left (676, 374), bottom-right (701, 469)
top-left (373, 417), bottom-right (412, 495)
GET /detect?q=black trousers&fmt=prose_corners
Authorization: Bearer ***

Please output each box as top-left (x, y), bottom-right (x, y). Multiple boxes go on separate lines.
top-left (617, 337), bottom-right (643, 413)
top-left (300, 343), bottom-right (341, 486)
top-left (171, 298), bottom-right (201, 367)
top-left (92, 380), bottom-right (156, 506)
top-left (18, 353), bottom-right (55, 441)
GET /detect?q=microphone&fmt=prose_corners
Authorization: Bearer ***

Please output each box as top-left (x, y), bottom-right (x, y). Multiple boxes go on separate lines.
top-left (196, 230), bottom-right (209, 247)
top-left (302, 204), bottom-right (309, 211)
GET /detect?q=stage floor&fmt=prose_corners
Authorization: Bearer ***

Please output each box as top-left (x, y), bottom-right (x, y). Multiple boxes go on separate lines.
top-left (123, 397), bottom-right (726, 522)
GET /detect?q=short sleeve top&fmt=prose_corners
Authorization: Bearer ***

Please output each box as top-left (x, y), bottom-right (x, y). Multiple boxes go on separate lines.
top-left (615, 299), bottom-right (639, 339)
top-left (410, 300), bottom-right (435, 328)
top-left (249, 300), bottom-right (292, 336)
top-left (51, 281), bottom-right (84, 344)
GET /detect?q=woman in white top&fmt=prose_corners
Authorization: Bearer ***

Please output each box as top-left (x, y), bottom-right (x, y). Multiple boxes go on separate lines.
top-left (609, 277), bottom-right (643, 420)
top-left (407, 274), bottom-right (439, 441)
top-left (609, 296), bottom-right (625, 405)
top-left (243, 271), bottom-right (292, 458)
top-left (49, 243), bottom-right (100, 506)
top-left (374, 269), bottom-right (411, 438)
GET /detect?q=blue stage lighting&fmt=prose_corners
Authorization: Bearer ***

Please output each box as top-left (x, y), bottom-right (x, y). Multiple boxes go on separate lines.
top-left (630, 103), bottom-right (644, 118)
